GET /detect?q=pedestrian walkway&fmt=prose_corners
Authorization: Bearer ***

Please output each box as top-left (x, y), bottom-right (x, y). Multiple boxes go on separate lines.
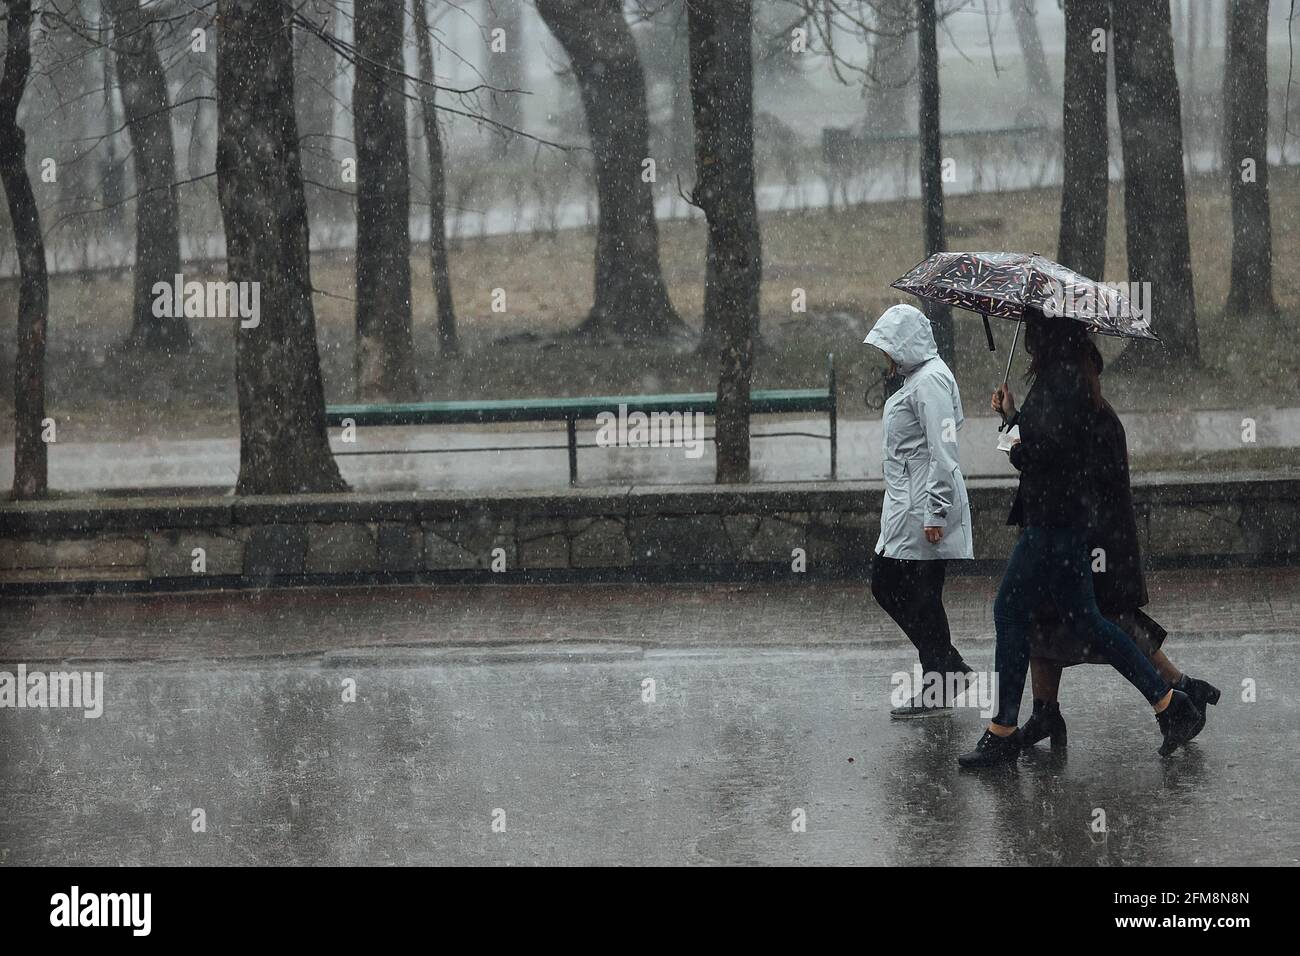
top-left (2, 405), bottom-right (1298, 493)
top-left (0, 594), bottom-right (1295, 865)
top-left (2, 566), bottom-right (1295, 663)
top-left (2, 566), bottom-right (1296, 866)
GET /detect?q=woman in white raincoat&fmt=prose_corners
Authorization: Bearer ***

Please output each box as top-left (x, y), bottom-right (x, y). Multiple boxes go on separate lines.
top-left (865, 304), bottom-right (974, 718)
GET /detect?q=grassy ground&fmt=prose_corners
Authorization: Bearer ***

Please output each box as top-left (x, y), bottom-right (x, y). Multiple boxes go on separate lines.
top-left (2, 166), bottom-right (1299, 452)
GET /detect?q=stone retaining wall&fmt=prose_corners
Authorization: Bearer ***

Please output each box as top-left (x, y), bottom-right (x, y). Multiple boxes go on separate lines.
top-left (2, 474), bottom-right (1298, 591)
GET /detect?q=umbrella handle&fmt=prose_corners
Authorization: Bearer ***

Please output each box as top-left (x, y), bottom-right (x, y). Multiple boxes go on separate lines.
top-left (998, 321), bottom-right (1022, 431)
top-left (982, 314), bottom-right (995, 352)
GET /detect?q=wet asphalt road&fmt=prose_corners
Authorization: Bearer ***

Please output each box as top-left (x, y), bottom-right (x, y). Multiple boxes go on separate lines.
top-left (1, 635), bottom-right (1295, 866)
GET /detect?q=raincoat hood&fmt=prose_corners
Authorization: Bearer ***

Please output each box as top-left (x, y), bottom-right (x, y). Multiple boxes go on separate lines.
top-left (864, 304), bottom-right (939, 374)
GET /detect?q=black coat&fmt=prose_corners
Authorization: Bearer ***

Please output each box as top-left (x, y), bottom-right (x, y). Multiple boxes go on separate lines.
top-left (1087, 399), bottom-right (1148, 611)
top-left (1018, 397), bottom-right (1150, 613)
top-left (1007, 362), bottom-right (1095, 529)
top-left (1027, 399), bottom-right (1164, 663)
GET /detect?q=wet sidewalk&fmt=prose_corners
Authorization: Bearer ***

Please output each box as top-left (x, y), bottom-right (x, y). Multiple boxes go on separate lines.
top-left (1, 568), bottom-right (1296, 865)
top-left (0, 628), bottom-right (1294, 866)
top-left (2, 566), bottom-right (1297, 662)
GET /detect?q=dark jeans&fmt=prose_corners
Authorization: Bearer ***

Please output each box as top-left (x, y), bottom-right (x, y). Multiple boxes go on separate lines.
top-left (871, 553), bottom-right (967, 676)
top-left (993, 527), bottom-right (1169, 726)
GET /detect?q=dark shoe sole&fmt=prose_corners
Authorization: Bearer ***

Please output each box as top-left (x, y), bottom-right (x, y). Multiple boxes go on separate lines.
top-left (957, 751), bottom-right (1021, 769)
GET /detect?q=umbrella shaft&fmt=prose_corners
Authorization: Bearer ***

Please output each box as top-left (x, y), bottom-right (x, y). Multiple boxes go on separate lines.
top-left (1003, 321), bottom-right (1022, 385)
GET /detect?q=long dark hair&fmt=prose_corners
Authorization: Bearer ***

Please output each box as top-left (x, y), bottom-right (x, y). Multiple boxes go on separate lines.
top-left (1023, 307), bottom-right (1102, 409)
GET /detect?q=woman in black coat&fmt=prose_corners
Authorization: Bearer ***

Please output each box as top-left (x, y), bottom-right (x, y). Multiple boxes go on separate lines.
top-left (1019, 344), bottom-right (1220, 747)
top-left (958, 315), bottom-right (1206, 768)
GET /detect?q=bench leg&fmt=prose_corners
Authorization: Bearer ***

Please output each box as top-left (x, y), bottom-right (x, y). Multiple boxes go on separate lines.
top-left (567, 418), bottom-right (578, 486)
top-left (829, 404), bottom-right (838, 480)
top-left (827, 351), bottom-right (838, 481)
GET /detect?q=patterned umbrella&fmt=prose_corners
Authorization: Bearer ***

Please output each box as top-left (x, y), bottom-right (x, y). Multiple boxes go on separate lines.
top-left (891, 252), bottom-right (1157, 428)
top-left (891, 251), bottom-right (1158, 340)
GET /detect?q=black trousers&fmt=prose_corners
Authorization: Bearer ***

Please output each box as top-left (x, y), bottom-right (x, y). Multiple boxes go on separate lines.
top-left (870, 552), bottom-right (967, 676)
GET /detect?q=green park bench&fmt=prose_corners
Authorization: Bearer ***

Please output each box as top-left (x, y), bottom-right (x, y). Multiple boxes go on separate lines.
top-left (325, 354), bottom-right (838, 485)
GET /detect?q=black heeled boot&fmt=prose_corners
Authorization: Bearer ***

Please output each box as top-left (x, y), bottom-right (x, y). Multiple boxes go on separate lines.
top-left (1175, 674), bottom-right (1221, 715)
top-left (1020, 699), bottom-right (1067, 749)
top-left (1156, 689), bottom-right (1205, 756)
top-left (957, 728), bottom-right (1023, 768)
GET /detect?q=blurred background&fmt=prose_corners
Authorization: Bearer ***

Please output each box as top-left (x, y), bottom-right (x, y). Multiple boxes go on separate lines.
top-left (2, 0), bottom-right (1297, 489)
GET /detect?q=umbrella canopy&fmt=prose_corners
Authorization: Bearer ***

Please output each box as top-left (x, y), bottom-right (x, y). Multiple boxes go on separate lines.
top-left (891, 251), bottom-right (1158, 340)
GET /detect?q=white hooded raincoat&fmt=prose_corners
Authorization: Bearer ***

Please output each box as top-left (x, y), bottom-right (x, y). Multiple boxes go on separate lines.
top-left (864, 304), bottom-right (974, 561)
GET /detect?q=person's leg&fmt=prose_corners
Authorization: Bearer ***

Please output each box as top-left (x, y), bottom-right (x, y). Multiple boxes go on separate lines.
top-left (989, 529), bottom-right (1050, 731)
top-left (870, 551), bottom-right (904, 612)
top-left (1023, 657), bottom-right (1068, 748)
top-left (1029, 657), bottom-right (1064, 702)
top-left (871, 553), bottom-right (953, 675)
top-left (912, 559), bottom-right (971, 676)
top-left (958, 532), bottom-right (1048, 765)
top-left (1151, 649), bottom-right (1182, 685)
top-left (1047, 530), bottom-right (1171, 709)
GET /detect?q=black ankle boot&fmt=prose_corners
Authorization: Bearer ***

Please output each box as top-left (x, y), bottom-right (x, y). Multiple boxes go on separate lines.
top-left (1175, 674), bottom-right (1221, 714)
top-left (1021, 699), bottom-right (1067, 748)
top-left (1156, 689), bottom-right (1205, 756)
top-left (958, 728), bottom-right (1023, 768)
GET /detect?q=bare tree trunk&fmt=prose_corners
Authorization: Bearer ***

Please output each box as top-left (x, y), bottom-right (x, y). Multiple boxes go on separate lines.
top-left (415, 0), bottom-right (460, 356)
top-left (1186, 0), bottom-right (1198, 143)
top-left (865, 0), bottom-right (916, 136)
top-left (1225, 0), bottom-right (1276, 317)
top-left (1, 0), bottom-right (47, 499)
top-left (352, 0), bottom-right (417, 400)
top-left (687, 0), bottom-right (760, 484)
top-left (1010, 0), bottom-right (1054, 99)
top-left (1216, 0), bottom-right (1228, 156)
top-left (1112, 0), bottom-right (1200, 367)
top-left (484, 0), bottom-right (524, 157)
top-left (1056, 0), bottom-right (1109, 280)
top-left (100, 17), bottom-right (126, 233)
top-left (667, 9), bottom-right (695, 181)
top-left (536, 0), bottom-right (687, 342)
top-left (917, 0), bottom-right (953, 368)
top-left (294, 2), bottom-right (341, 212)
top-left (216, 0), bottom-right (346, 495)
top-left (50, 7), bottom-right (100, 252)
top-left (108, 0), bottom-right (191, 351)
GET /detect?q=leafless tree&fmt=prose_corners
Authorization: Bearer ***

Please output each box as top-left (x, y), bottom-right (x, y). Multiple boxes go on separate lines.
top-left (1, 0), bottom-right (48, 499)
top-left (414, 0), bottom-right (460, 355)
top-left (1056, 0), bottom-right (1109, 280)
top-left (482, 0), bottom-right (524, 158)
top-left (917, 0), bottom-right (953, 367)
top-left (1112, 0), bottom-right (1200, 367)
top-left (1010, 0), bottom-right (1054, 99)
top-left (353, 0), bottom-right (417, 400)
top-left (1224, 0), bottom-right (1277, 317)
top-left (536, 0), bottom-right (687, 342)
top-left (215, 0), bottom-right (347, 494)
top-left (107, 0), bottom-right (190, 350)
top-left (687, 0), bottom-right (761, 483)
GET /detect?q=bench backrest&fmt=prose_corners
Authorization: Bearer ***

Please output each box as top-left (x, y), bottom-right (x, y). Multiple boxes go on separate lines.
top-left (326, 387), bottom-right (832, 428)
